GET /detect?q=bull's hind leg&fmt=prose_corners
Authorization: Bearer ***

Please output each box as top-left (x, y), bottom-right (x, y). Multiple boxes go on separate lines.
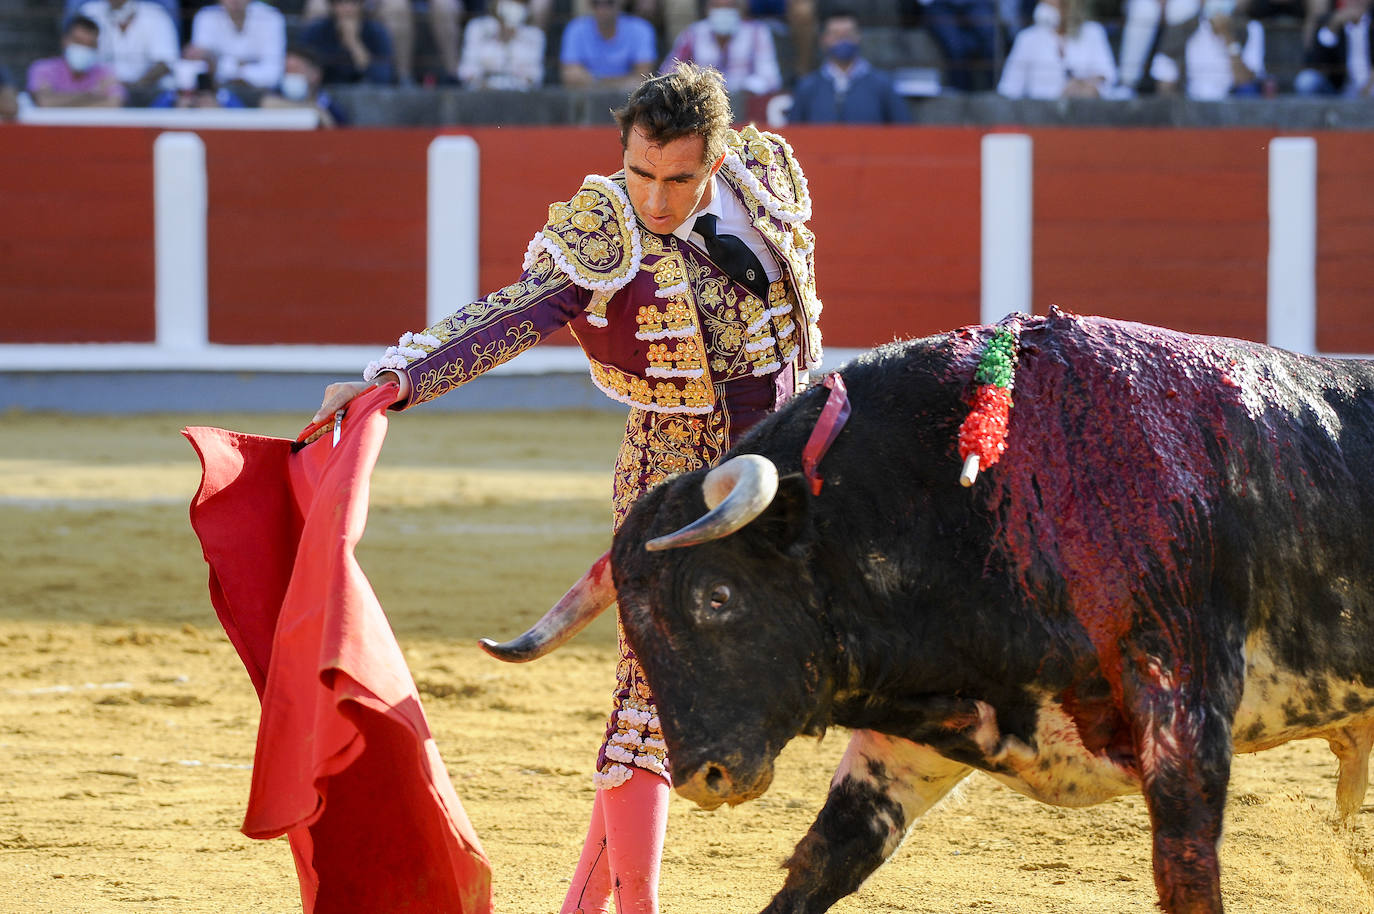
top-left (761, 730), bottom-right (971, 914)
top-left (1124, 651), bottom-right (1240, 914)
top-left (1327, 720), bottom-right (1374, 818)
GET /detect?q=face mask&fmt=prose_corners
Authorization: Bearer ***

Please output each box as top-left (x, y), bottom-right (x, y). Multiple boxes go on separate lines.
top-left (497, 0), bottom-right (528, 26)
top-left (707, 6), bottom-right (741, 35)
top-left (826, 39), bottom-right (859, 63)
top-left (64, 43), bottom-right (99, 73)
top-left (280, 71), bottom-right (311, 100)
top-left (1202, 0), bottom-right (1234, 17)
top-left (1032, 2), bottom-right (1061, 28)
top-left (111, 2), bottom-right (137, 25)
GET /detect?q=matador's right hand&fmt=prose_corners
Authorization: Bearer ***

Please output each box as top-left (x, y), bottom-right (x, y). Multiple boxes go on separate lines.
top-left (312, 380), bottom-right (373, 425)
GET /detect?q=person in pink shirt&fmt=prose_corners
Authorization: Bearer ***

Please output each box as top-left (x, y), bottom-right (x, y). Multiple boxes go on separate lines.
top-left (27, 15), bottom-right (127, 106)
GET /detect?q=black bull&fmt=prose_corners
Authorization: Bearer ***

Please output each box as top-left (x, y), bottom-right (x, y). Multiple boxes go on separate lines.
top-left (481, 311), bottom-right (1374, 914)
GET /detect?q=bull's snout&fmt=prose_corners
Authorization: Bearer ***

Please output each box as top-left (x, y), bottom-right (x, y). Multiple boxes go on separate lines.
top-left (674, 758), bottom-right (774, 810)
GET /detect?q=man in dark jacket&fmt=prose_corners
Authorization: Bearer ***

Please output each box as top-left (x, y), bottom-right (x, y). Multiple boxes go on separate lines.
top-left (1295, 0), bottom-right (1372, 96)
top-left (789, 9), bottom-right (911, 122)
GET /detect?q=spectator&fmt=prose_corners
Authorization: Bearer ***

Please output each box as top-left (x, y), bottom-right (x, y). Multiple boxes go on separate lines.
top-left (1295, 0), bottom-right (1372, 95)
top-left (63, 0), bottom-right (180, 39)
top-left (560, 0), bottom-right (657, 89)
top-left (262, 45), bottom-right (349, 125)
top-left (300, 0), bottom-right (395, 84)
top-left (0, 65), bottom-right (17, 120)
top-left (923, 0), bottom-right (1001, 90)
top-left (27, 15), bottom-right (127, 107)
top-left (301, 0), bottom-right (465, 85)
top-left (186, 0), bottom-right (286, 91)
top-left (457, 0), bottom-right (546, 89)
top-left (149, 63), bottom-right (248, 104)
top-left (998, 0), bottom-right (1118, 97)
top-left (1118, 0), bottom-right (1203, 92)
top-left (1177, 0), bottom-right (1266, 97)
top-left (661, 0), bottom-right (782, 96)
top-left (788, 10), bottom-right (911, 121)
top-left (78, 0), bottom-right (181, 99)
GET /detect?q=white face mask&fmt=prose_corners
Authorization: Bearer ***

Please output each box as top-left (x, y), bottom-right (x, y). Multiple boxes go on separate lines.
top-left (497, 0), bottom-right (528, 26)
top-left (1202, 0), bottom-right (1234, 17)
top-left (64, 43), bottom-right (99, 72)
top-left (707, 6), bottom-right (741, 35)
top-left (1031, 2), bottom-right (1061, 28)
top-left (280, 71), bottom-right (311, 101)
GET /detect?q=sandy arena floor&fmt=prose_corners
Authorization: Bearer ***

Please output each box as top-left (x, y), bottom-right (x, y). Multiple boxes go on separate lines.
top-left (3, 408), bottom-right (1374, 913)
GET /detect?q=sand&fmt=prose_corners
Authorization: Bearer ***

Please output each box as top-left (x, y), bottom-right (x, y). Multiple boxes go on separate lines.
top-left (2, 409), bottom-right (1372, 914)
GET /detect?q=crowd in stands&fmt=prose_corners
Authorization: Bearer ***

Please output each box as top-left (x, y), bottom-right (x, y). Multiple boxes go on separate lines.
top-left (1, 0), bottom-right (1369, 125)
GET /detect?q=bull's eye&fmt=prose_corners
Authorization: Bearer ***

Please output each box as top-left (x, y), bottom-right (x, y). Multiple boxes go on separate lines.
top-left (709, 584), bottom-right (732, 611)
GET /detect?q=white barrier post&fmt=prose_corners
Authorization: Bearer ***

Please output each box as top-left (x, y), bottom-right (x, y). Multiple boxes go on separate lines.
top-left (981, 133), bottom-right (1033, 325)
top-left (428, 136), bottom-right (481, 327)
top-left (1268, 137), bottom-right (1317, 355)
top-left (154, 132), bottom-right (207, 351)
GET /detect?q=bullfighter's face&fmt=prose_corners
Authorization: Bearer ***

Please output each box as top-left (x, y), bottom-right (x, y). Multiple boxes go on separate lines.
top-left (612, 475), bottom-right (836, 809)
top-left (622, 127), bottom-right (724, 236)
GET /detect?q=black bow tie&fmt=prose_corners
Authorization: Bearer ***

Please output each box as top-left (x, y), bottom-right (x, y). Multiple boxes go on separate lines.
top-left (694, 213), bottom-right (770, 302)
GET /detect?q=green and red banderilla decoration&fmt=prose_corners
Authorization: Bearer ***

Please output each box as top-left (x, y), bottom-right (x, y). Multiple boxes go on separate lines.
top-left (958, 327), bottom-right (1018, 487)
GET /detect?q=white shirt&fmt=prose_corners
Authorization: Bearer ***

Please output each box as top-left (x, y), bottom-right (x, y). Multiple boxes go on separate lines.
top-left (671, 174), bottom-right (782, 283)
top-left (80, 0), bottom-right (180, 84)
top-left (457, 16), bottom-right (546, 90)
top-left (997, 21), bottom-right (1118, 99)
top-left (1184, 18), bottom-right (1264, 100)
top-left (662, 21), bottom-right (782, 96)
top-left (190, 1), bottom-right (286, 89)
top-left (1347, 14), bottom-right (1371, 94)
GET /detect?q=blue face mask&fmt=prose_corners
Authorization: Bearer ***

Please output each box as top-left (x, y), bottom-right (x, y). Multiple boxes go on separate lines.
top-left (826, 40), bottom-right (859, 64)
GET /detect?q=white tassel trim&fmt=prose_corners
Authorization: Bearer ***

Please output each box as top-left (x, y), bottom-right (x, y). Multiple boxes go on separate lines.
top-left (745, 336), bottom-right (777, 353)
top-left (635, 327), bottom-right (695, 341)
top-left (654, 281), bottom-right (689, 299)
top-left (594, 764), bottom-right (633, 790)
top-left (722, 146), bottom-right (812, 224)
top-left (751, 360), bottom-right (781, 376)
top-left (586, 314), bottom-right (609, 327)
top-left (645, 367), bottom-right (705, 379)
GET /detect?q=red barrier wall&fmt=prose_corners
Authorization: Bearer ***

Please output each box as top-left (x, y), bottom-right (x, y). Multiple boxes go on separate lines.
top-left (1, 124), bottom-right (1371, 353)
top-left (1031, 128), bottom-right (1271, 343)
top-left (1316, 134), bottom-right (1374, 354)
top-left (204, 130), bottom-right (430, 345)
top-left (1, 127), bottom-right (158, 343)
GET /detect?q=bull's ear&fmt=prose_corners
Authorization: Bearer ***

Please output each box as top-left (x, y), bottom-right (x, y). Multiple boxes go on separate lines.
top-left (753, 473), bottom-right (811, 551)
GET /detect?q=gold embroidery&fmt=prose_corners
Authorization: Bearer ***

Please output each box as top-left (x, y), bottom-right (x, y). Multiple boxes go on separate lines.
top-left (646, 338), bottom-right (703, 376)
top-left (611, 406), bottom-right (731, 525)
top-left (635, 296), bottom-right (695, 339)
top-left (411, 321), bottom-right (541, 404)
top-left (588, 358), bottom-right (714, 413)
top-left (540, 179), bottom-right (637, 287)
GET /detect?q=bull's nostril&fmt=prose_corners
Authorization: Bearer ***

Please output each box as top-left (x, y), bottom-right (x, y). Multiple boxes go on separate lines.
top-left (704, 764), bottom-right (727, 794)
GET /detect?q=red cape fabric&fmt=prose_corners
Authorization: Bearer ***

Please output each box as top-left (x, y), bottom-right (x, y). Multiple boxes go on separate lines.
top-left (184, 384), bottom-right (493, 914)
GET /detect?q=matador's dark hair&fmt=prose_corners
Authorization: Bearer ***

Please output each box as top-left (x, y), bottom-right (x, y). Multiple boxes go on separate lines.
top-left (614, 63), bottom-right (733, 166)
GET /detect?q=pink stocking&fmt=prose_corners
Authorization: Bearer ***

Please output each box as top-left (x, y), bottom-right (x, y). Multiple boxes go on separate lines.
top-left (561, 773), bottom-right (669, 914)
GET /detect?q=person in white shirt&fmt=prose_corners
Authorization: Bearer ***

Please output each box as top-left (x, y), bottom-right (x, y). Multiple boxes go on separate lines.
top-left (456, 0), bottom-right (546, 89)
top-left (997, 0), bottom-right (1118, 98)
top-left (186, 0), bottom-right (286, 90)
top-left (1150, 0), bottom-right (1264, 97)
top-left (79, 0), bottom-right (180, 91)
top-left (1186, 0), bottom-right (1265, 97)
top-left (660, 0), bottom-right (782, 96)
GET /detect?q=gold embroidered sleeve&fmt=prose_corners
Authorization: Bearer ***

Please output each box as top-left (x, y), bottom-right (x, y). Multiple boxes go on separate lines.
top-left (365, 251), bottom-right (585, 407)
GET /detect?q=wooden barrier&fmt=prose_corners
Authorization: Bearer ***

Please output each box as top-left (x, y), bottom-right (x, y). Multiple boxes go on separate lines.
top-left (0, 124), bottom-right (1370, 354)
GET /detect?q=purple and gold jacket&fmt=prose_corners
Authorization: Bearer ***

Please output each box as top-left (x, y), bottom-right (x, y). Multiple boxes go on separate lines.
top-left (363, 126), bottom-right (824, 790)
top-left (365, 126), bottom-right (822, 424)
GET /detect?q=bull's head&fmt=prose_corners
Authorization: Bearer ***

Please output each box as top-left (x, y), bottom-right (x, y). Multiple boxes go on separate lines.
top-left (480, 453), bottom-right (836, 811)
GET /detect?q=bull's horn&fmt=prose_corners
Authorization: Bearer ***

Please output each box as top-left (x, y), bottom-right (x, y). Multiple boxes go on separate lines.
top-left (646, 454), bottom-right (779, 552)
top-left (478, 551), bottom-right (615, 662)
